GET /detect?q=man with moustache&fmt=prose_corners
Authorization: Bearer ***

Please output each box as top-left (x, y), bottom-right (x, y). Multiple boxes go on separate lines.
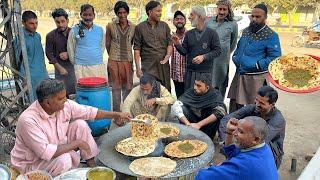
top-left (106, 1), bottom-right (135, 117)
top-left (206, 0), bottom-right (238, 98)
top-left (227, 3), bottom-right (281, 112)
top-left (171, 11), bottom-right (187, 98)
top-left (67, 4), bottom-right (106, 80)
top-left (46, 8), bottom-right (76, 97)
top-left (134, 1), bottom-right (173, 91)
top-left (196, 116), bottom-right (278, 180)
top-left (219, 86), bottom-right (285, 168)
top-left (172, 6), bottom-right (221, 90)
top-left (122, 74), bottom-right (175, 122)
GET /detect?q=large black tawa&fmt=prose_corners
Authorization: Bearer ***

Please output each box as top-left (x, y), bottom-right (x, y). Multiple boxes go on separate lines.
top-left (97, 122), bottom-right (214, 178)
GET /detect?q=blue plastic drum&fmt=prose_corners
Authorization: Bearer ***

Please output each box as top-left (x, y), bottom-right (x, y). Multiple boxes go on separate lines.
top-left (76, 77), bottom-right (111, 137)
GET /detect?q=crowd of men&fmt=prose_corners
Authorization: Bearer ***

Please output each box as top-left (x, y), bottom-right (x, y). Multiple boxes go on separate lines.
top-left (11, 0), bottom-right (287, 179)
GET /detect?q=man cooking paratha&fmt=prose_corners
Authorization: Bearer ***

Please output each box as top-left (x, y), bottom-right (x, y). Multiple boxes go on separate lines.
top-left (122, 74), bottom-right (175, 122)
top-left (171, 74), bottom-right (227, 138)
top-left (10, 79), bottom-right (131, 176)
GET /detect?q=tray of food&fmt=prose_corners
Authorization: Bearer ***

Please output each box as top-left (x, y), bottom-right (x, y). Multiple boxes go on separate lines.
top-left (267, 54), bottom-right (320, 93)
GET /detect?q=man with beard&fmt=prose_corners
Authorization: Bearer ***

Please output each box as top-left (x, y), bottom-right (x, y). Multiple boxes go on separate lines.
top-left (227, 3), bottom-right (281, 112)
top-left (206, 0), bottom-right (238, 98)
top-left (171, 11), bottom-right (187, 98)
top-left (106, 1), bottom-right (135, 116)
top-left (171, 74), bottom-right (227, 138)
top-left (219, 85), bottom-right (285, 168)
top-left (46, 8), bottom-right (76, 97)
top-left (134, 1), bottom-right (173, 91)
top-left (122, 74), bottom-right (175, 122)
top-left (172, 6), bottom-right (221, 90)
top-left (196, 116), bottom-right (278, 180)
top-left (67, 4), bottom-right (106, 80)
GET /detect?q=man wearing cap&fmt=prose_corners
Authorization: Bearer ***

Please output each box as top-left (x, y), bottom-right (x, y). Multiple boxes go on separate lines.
top-left (227, 3), bottom-right (281, 112)
top-left (171, 11), bottom-right (187, 98)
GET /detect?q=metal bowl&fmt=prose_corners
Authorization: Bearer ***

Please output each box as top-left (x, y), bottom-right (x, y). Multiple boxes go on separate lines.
top-left (86, 167), bottom-right (116, 180)
top-left (0, 164), bottom-right (11, 180)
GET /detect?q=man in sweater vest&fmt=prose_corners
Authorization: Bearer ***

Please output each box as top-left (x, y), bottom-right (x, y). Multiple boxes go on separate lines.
top-left (196, 116), bottom-right (278, 180)
top-left (106, 1), bottom-right (135, 120)
top-left (67, 4), bottom-right (106, 81)
top-left (172, 6), bottom-right (221, 90)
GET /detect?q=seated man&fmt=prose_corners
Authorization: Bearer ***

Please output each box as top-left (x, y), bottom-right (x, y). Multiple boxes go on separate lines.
top-left (171, 74), bottom-right (227, 138)
top-left (196, 116), bottom-right (278, 180)
top-left (219, 85), bottom-right (285, 168)
top-left (10, 79), bottom-right (131, 176)
top-left (122, 74), bottom-right (175, 121)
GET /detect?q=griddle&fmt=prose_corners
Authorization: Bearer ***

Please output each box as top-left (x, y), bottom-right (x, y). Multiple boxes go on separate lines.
top-left (97, 122), bottom-right (214, 178)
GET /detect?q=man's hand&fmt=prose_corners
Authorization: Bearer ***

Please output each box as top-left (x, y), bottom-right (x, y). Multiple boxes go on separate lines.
top-left (226, 118), bottom-right (238, 135)
top-left (171, 33), bottom-right (180, 45)
top-left (145, 98), bottom-right (156, 108)
top-left (136, 68), bottom-right (143, 78)
top-left (113, 112), bottom-right (132, 126)
top-left (116, 112), bottom-right (132, 121)
top-left (77, 140), bottom-right (91, 154)
top-left (160, 55), bottom-right (170, 64)
top-left (59, 52), bottom-right (69, 60)
top-left (59, 66), bottom-right (68, 76)
top-left (192, 55), bottom-right (205, 64)
top-left (190, 123), bottom-right (202, 130)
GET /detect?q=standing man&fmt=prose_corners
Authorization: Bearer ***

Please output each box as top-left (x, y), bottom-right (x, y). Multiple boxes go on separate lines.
top-left (134, 0), bottom-right (173, 91)
top-left (172, 6), bottom-right (221, 90)
top-left (46, 8), bottom-right (76, 97)
top-left (106, 1), bottom-right (135, 114)
top-left (18, 11), bottom-right (49, 99)
top-left (171, 11), bottom-right (187, 98)
top-left (67, 4), bottom-right (106, 81)
top-left (206, 0), bottom-right (238, 98)
top-left (227, 3), bottom-right (281, 112)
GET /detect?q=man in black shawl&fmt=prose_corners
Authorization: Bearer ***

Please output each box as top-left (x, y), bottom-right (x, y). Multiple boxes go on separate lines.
top-left (171, 74), bottom-right (227, 138)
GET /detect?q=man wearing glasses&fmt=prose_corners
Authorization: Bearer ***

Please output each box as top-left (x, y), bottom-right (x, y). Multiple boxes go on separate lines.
top-left (227, 3), bottom-right (281, 113)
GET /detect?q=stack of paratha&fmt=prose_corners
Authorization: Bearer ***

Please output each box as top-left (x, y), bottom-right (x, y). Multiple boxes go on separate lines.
top-left (129, 157), bottom-right (176, 178)
top-left (164, 140), bottom-right (208, 158)
top-left (268, 54), bottom-right (320, 90)
top-left (131, 114), bottom-right (158, 141)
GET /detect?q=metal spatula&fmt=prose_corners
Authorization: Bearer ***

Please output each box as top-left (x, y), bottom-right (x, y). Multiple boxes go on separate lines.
top-left (130, 118), bottom-right (152, 126)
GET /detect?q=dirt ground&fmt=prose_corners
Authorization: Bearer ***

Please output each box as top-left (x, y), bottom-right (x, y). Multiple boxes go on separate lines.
top-left (1, 17), bottom-right (320, 179)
